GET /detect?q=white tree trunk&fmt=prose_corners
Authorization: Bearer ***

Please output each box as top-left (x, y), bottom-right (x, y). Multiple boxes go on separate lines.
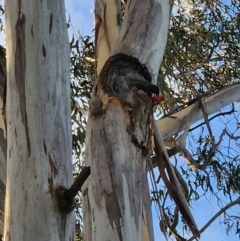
top-left (4, 1), bottom-right (74, 240)
top-left (83, 1), bottom-right (172, 240)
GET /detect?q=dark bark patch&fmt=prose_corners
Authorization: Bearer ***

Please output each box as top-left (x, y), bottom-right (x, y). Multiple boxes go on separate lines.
top-left (121, 89), bottom-right (152, 155)
top-left (42, 44), bottom-right (46, 58)
top-left (127, 124), bottom-right (150, 156)
top-left (49, 13), bottom-right (53, 34)
top-left (43, 140), bottom-right (47, 155)
top-left (15, 13), bottom-right (31, 157)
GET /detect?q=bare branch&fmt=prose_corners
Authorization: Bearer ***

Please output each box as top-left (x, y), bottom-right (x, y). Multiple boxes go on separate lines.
top-left (225, 128), bottom-right (240, 141)
top-left (215, 128), bottom-right (228, 147)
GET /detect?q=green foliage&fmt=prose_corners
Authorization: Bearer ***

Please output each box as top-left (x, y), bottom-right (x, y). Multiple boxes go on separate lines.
top-left (69, 33), bottom-right (95, 240)
top-left (159, 0), bottom-right (240, 109)
top-left (70, 34), bottom-right (95, 159)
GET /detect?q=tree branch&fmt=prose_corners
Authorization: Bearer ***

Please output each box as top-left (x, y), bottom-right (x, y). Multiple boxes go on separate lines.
top-left (157, 83), bottom-right (240, 140)
top-left (65, 166), bottom-right (91, 200)
top-left (54, 166), bottom-right (91, 214)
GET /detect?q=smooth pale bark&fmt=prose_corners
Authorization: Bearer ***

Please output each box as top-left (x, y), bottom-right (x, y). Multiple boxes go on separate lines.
top-left (157, 84), bottom-right (240, 140)
top-left (4, 1), bottom-right (74, 240)
top-left (83, 0), bottom-right (172, 240)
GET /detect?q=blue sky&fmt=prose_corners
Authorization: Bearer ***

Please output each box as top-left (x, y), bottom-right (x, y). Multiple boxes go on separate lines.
top-left (67, 1), bottom-right (240, 241)
top-left (65, 1), bottom-right (94, 37)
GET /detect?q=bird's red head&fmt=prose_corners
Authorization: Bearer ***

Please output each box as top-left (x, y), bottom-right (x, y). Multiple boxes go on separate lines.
top-left (151, 95), bottom-right (165, 105)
